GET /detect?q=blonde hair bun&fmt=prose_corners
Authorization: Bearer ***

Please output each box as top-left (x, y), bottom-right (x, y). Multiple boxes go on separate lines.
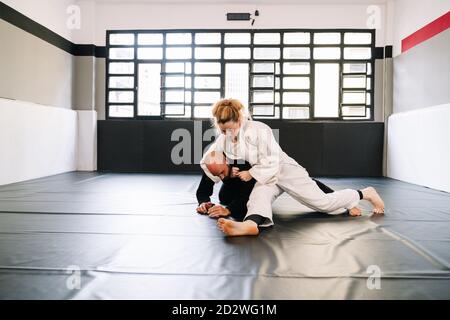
top-left (212, 98), bottom-right (245, 124)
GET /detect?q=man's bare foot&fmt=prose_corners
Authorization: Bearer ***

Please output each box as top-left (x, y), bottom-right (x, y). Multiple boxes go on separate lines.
top-left (217, 218), bottom-right (259, 237)
top-left (361, 187), bottom-right (385, 214)
top-left (349, 207), bottom-right (362, 217)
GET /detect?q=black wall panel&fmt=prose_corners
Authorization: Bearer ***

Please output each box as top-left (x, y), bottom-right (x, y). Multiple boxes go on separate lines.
top-left (142, 120), bottom-right (197, 172)
top-left (98, 120), bottom-right (384, 177)
top-left (322, 123), bottom-right (384, 176)
top-left (97, 121), bottom-right (143, 171)
top-left (263, 121), bottom-right (324, 175)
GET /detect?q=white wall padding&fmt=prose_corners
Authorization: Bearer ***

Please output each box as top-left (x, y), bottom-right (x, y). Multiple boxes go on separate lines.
top-left (77, 110), bottom-right (97, 171)
top-left (387, 103), bottom-right (450, 193)
top-left (0, 99), bottom-right (77, 186)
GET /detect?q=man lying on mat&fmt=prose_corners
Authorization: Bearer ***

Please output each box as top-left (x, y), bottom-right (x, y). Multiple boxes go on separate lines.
top-left (195, 151), bottom-right (354, 223)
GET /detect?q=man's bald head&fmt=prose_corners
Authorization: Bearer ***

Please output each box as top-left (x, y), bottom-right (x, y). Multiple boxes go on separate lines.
top-left (205, 151), bottom-right (229, 178)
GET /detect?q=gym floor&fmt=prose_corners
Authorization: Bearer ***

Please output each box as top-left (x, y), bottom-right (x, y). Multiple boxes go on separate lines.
top-left (0, 172), bottom-right (449, 299)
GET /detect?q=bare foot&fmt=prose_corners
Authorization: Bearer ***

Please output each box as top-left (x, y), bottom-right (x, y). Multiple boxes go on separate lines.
top-left (217, 218), bottom-right (259, 237)
top-left (349, 207), bottom-right (362, 217)
top-left (361, 187), bottom-right (385, 214)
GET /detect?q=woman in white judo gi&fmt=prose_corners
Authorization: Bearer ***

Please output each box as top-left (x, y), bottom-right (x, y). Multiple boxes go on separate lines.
top-left (201, 99), bottom-right (385, 236)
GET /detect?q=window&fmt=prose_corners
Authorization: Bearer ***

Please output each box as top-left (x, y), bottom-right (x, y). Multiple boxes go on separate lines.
top-left (106, 29), bottom-right (375, 120)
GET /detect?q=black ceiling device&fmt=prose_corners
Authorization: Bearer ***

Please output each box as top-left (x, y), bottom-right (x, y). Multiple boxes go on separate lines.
top-left (226, 13), bottom-right (251, 21)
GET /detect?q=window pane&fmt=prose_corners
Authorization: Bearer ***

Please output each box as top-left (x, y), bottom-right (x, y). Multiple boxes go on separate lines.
top-left (284, 32), bottom-right (310, 44)
top-left (109, 105), bottom-right (134, 118)
top-left (225, 48), bottom-right (251, 59)
top-left (138, 48), bottom-right (163, 59)
top-left (314, 63), bottom-right (339, 118)
top-left (253, 48), bottom-right (280, 60)
top-left (343, 91), bottom-right (366, 104)
top-left (342, 106), bottom-right (366, 116)
top-left (195, 33), bottom-right (221, 44)
top-left (366, 93), bottom-right (371, 105)
top-left (166, 62), bottom-right (191, 74)
top-left (254, 33), bottom-right (280, 44)
top-left (194, 106), bottom-right (213, 118)
top-left (252, 91), bottom-right (275, 103)
top-left (343, 76), bottom-right (366, 88)
top-left (195, 47), bottom-right (221, 59)
top-left (283, 47), bottom-right (310, 59)
top-left (195, 62), bottom-right (221, 74)
top-left (314, 33), bottom-right (341, 44)
top-left (366, 78), bottom-right (371, 90)
top-left (166, 47), bottom-right (192, 59)
top-left (110, 33), bottom-right (134, 45)
top-left (165, 105), bottom-right (186, 116)
top-left (253, 63), bottom-right (279, 74)
top-left (343, 108), bottom-right (371, 120)
top-left (194, 91), bottom-right (221, 104)
top-left (165, 90), bottom-right (186, 103)
top-left (313, 47), bottom-right (341, 59)
top-left (138, 64), bottom-right (161, 116)
top-left (367, 63), bottom-right (372, 75)
top-left (283, 107), bottom-right (309, 119)
top-left (109, 91), bottom-right (134, 103)
top-left (194, 77), bottom-right (221, 89)
top-left (225, 64), bottom-right (249, 105)
top-left (343, 63), bottom-right (366, 73)
top-left (166, 106), bottom-right (191, 118)
top-left (138, 33), bottom-right (163, 45)
top-left (252, 106), bottom-right (275, 116)
top-left (109, 62), bottom-right (134, 74)
top-left (224, 33), bottom-right (250, 44)
top-left (252, 106), bottom-right (280, 118)
top-left (165, 76), bottom-right (190, 88)
top-left (344, 33), bottom-right (372, 45)
top-left (109, 76), bottom-right (134, 89)
top-left (344, 47), bottom-right (371, 60)
top-left (283, 92), bottom-right (309, 104)
top-left (283, 77), bottom-right (309, 89)
top-left (166, 33), bottom-right (191, 44)
top-left (252, 75), bottom-right (274, 88)
top-left (109, 48), bottom-right (134, 60)
top-left (283, 62), bottom-right (310, 74)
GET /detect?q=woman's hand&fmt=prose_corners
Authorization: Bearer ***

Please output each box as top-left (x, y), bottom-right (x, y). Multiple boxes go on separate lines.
top-left (208, 205), bottom-right (231, 218)
top-left (231, 167), bottom-right (240, 178)
top-left (237, 170), bottom-right (253, 182)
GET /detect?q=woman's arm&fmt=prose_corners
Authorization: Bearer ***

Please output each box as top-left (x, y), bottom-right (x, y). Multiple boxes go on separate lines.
top-left (246, 122), bottom-right (282, 184)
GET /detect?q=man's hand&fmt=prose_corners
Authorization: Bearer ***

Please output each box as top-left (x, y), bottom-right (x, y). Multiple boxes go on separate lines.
top-left (231, 167), bottom-right (240, 178)
top-left (237, 170), bottom-right (253, 182)
top-left (208, 205), bottom-right (231, 218)
top-left (197, 202), bottom-right (214, 214)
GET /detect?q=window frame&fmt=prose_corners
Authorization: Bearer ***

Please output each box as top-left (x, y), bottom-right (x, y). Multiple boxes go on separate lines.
top-left (105, 29), bottom-right (376, 121)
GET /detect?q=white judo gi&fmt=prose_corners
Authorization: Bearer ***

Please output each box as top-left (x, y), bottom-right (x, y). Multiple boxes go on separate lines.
top-left (200, 120), bottom-right (360, 227)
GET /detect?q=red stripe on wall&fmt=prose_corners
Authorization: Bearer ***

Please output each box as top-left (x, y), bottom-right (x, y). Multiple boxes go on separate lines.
top-left (401, 11), bottom-right (450, 53)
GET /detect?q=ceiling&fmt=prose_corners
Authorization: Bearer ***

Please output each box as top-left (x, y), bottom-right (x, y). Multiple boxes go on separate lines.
top-left (86, 0), bottom-right (389, 4)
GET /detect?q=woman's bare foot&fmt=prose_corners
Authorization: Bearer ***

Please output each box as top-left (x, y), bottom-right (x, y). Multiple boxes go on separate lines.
top-left (349, 207), bottom-right (362, 217)
top-left (361, 187), bottom-right (385, 214)
top-left (217, 218), bottom-right (259, 237)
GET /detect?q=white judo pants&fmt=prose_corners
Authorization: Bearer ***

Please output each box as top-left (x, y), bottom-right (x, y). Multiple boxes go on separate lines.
top-left (245, 163), bottom-right (360, 227)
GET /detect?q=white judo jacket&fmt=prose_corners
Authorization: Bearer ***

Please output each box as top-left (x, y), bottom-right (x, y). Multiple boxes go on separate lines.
top-left (200, 120), bottom-right (298, 185)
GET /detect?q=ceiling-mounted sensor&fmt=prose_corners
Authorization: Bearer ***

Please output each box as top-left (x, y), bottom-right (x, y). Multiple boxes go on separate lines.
top-left (226, 13), bottom-right (251, 21)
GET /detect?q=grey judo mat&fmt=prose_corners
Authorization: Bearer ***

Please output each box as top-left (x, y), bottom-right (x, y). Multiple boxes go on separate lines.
top-left (0, 172), bottom-right (449, 299)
